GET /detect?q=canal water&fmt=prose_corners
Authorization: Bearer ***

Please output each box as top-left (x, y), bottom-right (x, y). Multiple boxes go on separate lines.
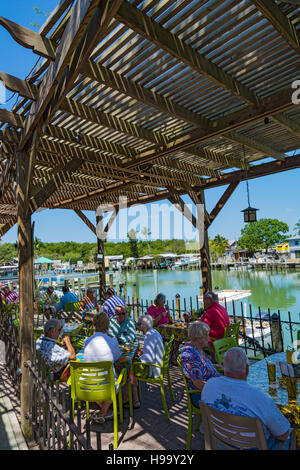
top-left (118, 268), bottom-right (300, 323)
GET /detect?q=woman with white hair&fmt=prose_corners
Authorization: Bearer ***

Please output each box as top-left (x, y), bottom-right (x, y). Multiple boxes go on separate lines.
top-left (136, 314), bottom-right (165, 378)
top-left (180, 321), bottom-right (220, 408)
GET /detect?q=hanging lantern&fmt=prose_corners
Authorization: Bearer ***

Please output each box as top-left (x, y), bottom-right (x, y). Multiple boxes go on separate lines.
top-left (241, 181), bottom-right (259, 223)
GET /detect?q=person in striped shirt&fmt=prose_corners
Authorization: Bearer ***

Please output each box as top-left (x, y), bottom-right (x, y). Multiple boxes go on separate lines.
top-left (1, 286), bottom-right (19, 304)
top-left (102, 288), bottom-right (126, 319)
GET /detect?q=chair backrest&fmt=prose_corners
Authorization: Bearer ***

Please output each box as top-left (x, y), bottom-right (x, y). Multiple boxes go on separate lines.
top-left (224, 322), bottom-right (241, 345)
top-left (161, 335), bottom-right (174, 375)
top-left (65, 301), bottom-right (81, 313)
top-left (69, 361), bottom-right (116, 403)
top-left (213, 337), bottom-right (237, 365)
top-left (199, 401), bottom-right (268, 450)
top-left (177, 355), bottom-right (192, 400)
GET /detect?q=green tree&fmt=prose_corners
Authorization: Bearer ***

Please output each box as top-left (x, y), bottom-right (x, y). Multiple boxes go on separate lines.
top-left (141, 226), bottom-right (152, 256)
top-left (209, 235), bottom-right (229, 261)
top-left (294, 219), bottom-right (300, 236)
top-left (238, 218), bottom-right (289, 253)
top-left (127, 229), bottom-right (139, 258)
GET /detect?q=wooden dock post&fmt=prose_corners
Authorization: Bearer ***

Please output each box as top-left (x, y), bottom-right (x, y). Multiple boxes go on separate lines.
top-left (176, 294), bottom-right (181, 320)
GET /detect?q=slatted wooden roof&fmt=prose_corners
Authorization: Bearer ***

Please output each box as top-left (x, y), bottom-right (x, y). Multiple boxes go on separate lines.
top-left (1, 0), bottom-right (300, 230)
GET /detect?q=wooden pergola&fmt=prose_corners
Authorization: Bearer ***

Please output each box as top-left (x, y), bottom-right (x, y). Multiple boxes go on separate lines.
top-left (1, 0), bottom-right (300, 438)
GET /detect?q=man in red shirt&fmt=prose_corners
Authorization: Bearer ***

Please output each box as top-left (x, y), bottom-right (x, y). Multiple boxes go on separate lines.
top-left (200, 291), bottom-right (230, 346)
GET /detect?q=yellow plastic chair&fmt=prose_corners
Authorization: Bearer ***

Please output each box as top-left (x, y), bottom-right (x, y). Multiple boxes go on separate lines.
top-left (177, 355), bottom-right (202, 450)
top-left (132, 335), bottom-right (175, 421)
top-left (65, 301), bottom-right (81, 313)
top-left (69, 361), bottom-right (127, 449)
top-left (213, 337), bottom-right (237, 365)
top-left (224, 322), bottom-right (241, 346)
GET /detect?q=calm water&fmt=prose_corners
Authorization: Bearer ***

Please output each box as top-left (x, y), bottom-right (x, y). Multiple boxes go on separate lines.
top-left (115, 268), bottom-right (300, 323)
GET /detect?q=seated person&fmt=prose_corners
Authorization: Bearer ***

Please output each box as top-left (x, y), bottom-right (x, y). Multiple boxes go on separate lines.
top-left (36, 319), bottom-right (76, 375)
top-left (180, 321), bottom-right (220, 408)
top-left (80, 288), bottom-right (98, 318)
top-left (201, 347), bottom-right (292, 450)
top-left (146, 292), bottom-right (170, 327)
top-left (1, 286), bottom-right (19, 304)
top-left (56, 285), bottom-right (79, 312)
top-left (41, 286), bottom-right (59, 320)
top-left (200, 291), bottom-right (230, 346)
top-left (102, 288), bottom-right (126, 319)
top-left (108, 304), bottom-right (136, 345)
top-left (135, 314), bottom-right (164, 378)
top-left (82, 312), bottom-right (121, 423)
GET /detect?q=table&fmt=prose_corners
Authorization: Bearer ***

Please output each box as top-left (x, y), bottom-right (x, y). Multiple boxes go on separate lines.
top-left (248, 352), bottom-right (300, 445)
top-left (156, 321), bottom-right (189, 342)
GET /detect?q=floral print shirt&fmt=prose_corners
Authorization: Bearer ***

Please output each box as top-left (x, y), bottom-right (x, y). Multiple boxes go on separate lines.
top-left (180, 342), bottom-right (220, 390)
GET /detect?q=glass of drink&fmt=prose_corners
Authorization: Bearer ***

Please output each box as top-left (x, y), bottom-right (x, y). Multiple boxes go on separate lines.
top-left (267, 362), bottom-right (276, 383)
top-left (287, 377), bottom-right (297, 401)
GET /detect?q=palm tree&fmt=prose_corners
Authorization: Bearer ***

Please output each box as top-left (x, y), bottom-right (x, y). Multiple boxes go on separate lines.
top-left (141, 226), bottom-right (152, 256)
top-left (294, 220), bottom-right (300, 236)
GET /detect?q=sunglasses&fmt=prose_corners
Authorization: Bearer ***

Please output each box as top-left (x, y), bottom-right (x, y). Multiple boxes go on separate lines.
top-left (116, 311), bottom-right (126, 316)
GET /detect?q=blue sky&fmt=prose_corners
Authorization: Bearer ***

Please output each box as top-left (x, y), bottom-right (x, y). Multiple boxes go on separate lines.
top-left (0, 1), bottom-right (299, 245)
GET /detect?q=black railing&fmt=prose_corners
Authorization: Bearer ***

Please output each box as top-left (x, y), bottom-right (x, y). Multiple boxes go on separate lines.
top-left (125, 294), bottom-right (300, 359)
top-left (0, 303), bottom-right (105, 450)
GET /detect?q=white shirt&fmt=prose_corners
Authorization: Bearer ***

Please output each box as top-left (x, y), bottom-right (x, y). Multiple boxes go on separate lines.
top-left (139, 328), bottom-right (164, 378)
top-left (83, 332), bottom-right (121, 363)
top-left (201, 376), bottom-right (290, 441)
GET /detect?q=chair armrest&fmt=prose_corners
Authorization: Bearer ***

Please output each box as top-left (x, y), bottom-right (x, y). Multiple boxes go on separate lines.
top-left (133, 361), bottom-right (161, 369)
top-left (116, 368), bottom-right (127, 388)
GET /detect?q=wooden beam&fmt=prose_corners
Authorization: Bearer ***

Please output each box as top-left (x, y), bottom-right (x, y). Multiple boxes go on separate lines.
top-left (20, 0), bottom-right (123, 149)
top-left (116, 2), bottom-right (258, 106)
top-left (121, 86), bottom-right (294, 168)
top-left (0, 156), bottom-right (15, 198)
top-left (0, 217), bottom-right (17, 238)
top-left (207, 182), bottom-right (240, 227)
top-left (0, 16), bottom-right (57, 59)
top-left (74, 209), bottom-right (96, 235)
top-left (250, 0), bottom-right (300, 54)
top-left (0, 71), bottom-right (38, 101)
top-left (168, 190), bottom-right (197, 229)
top-left (225, 131), bottom-right (286, 161)
top-left (29, 158), bottom-right (83, 213)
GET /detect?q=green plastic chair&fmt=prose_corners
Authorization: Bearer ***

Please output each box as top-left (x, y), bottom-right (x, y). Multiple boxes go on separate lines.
top-left (65, 301), bottom-right (81, 313)
top-left (213, 336), bottom-right (237, 365)
top-left (69, 361), bottom-right (127, 449)
top-left (132, 335), bottom-right (175, 421)
top-left (224, 322), bottom-right (241, 346)
top-left (177, 355), bottom-right (202, 450)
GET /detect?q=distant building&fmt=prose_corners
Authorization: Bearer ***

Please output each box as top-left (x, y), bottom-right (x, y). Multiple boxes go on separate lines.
top-left (275, 241), bottom-right (289, 255)
top-left (287, 236), bottom-right (300, 260)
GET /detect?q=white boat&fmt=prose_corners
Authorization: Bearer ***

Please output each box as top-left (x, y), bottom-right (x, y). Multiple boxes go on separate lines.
top-left (173, 259), bottom-right (189, 268)
top-left (198, 289), bottom-right (252, 304)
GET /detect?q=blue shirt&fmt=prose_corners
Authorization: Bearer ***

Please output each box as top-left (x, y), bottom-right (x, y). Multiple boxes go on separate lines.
top-left (102, 295), bottom-right (126, 319)
top-left (57, 291), bottom-right (79, 311)
top-left (36, 336), bottom-right (70, 373)
top-left (108, 316), bottom-right (136, 344)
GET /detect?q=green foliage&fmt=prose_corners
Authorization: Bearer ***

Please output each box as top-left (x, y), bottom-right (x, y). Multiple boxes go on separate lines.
top-left (0, 239), bottom-right (189, 263)
top-left (238, 218), bottom-right (289, 253)
top-left (209, 235), bottom-right (229, 261)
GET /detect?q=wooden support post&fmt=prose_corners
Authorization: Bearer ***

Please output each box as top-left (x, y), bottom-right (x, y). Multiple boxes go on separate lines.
top-left (16, 148), bottom-right (35, 441)
top-left (198, 191), bottom-right (212, 293)
top-left (96, 213), bottom-right (106, 302)
top-left (176, 294), bottom-right (181, 321)
top-left (133, 283), bottom-right (138, 322)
